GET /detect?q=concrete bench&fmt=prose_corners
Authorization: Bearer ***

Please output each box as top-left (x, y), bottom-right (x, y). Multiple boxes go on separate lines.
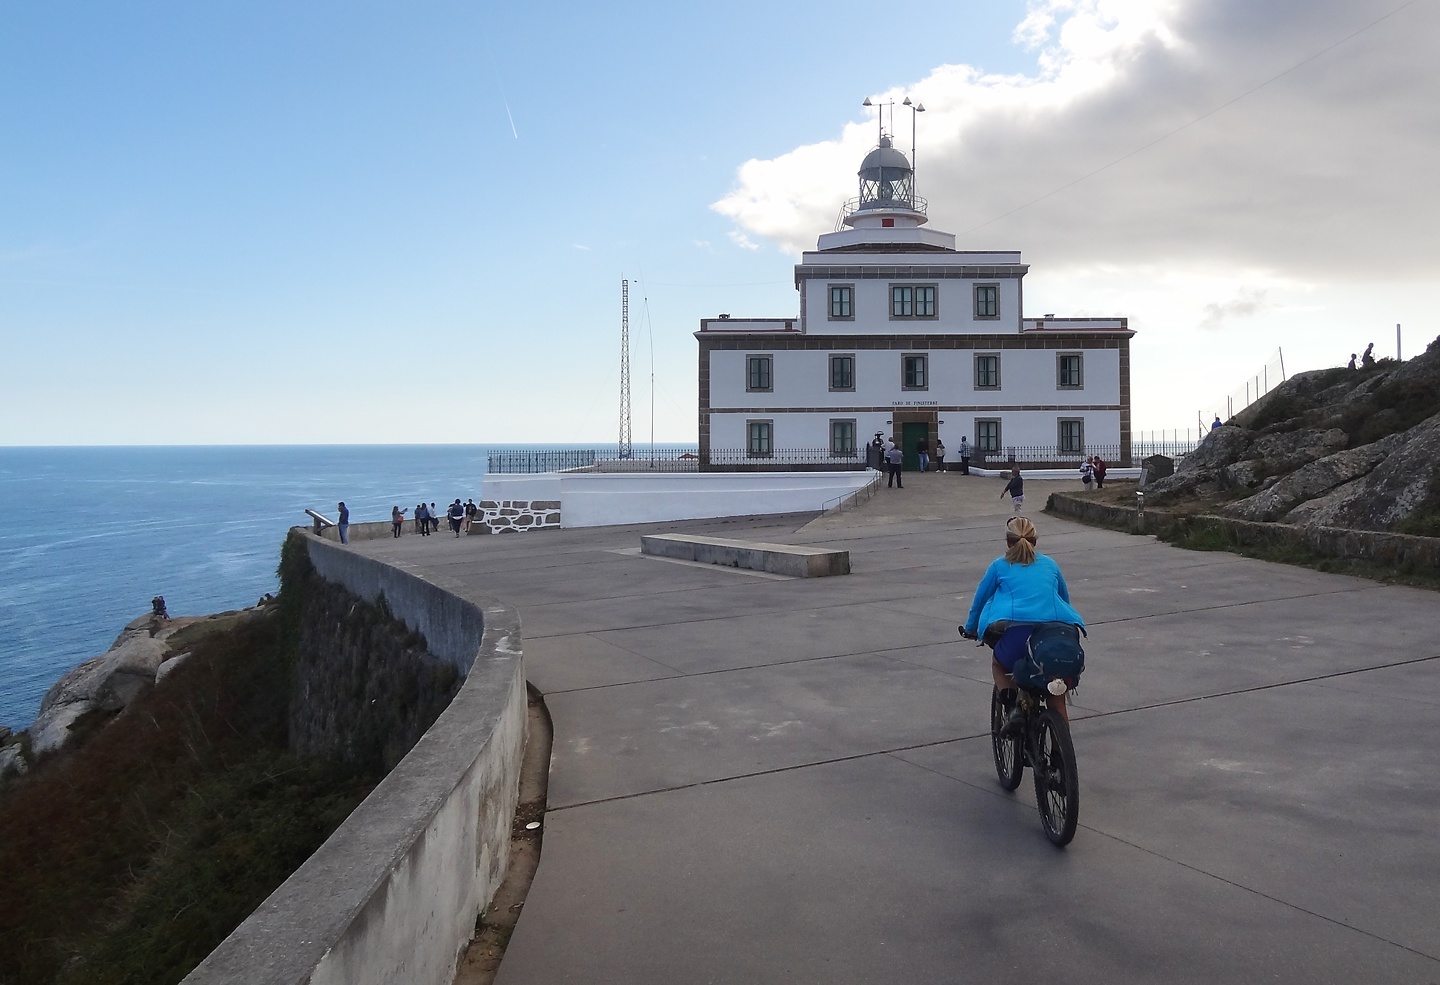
top-left (640, 533), bottom-right (849, 578)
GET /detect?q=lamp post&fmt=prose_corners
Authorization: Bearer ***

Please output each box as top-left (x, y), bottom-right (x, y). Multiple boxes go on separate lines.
top-left (902, 97), bottom-right (925, 195)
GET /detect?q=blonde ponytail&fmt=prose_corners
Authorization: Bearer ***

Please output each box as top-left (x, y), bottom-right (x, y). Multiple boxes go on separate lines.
top-left (1005, 516), bottom-right (1038, 565)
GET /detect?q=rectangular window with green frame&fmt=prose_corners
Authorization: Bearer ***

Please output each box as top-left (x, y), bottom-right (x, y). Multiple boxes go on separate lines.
top-left (746, 354), bottom-right (772, 392)
top-left (830, 419), bottom-right (857, 456)
top-left (746, 419), bottom-right (773, 457)
top-left (828, 285), bottom-right (853, 319)
top-left (974, 353), bottom-right (1000, 389)
top-left (891, 284), bottom-right (937, 319)
top-left (976, 418), bottom-right (1001, 453)
top-left (829, 353), bottom-right (855, 391)
top-left (902, 353), bottom-right (928, 390)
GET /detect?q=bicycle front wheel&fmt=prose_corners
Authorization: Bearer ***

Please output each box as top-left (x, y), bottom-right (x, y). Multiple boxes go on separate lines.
top-left (1032, 709), bottom-right (1079, 846)
top-left (990, 688), bottom-right (1023, 790)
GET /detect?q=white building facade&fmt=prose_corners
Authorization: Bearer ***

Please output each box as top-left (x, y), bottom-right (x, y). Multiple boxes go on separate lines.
top-left (697, 135), bottom-right (1133, 467)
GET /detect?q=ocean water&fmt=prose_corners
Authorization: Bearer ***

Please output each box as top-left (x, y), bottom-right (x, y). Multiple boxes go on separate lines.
top-left (0, 444), bottom-right (580, 731)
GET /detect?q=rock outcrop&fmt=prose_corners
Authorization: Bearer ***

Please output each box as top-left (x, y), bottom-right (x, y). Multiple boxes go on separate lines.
top-left (1147, 335), bottom-right (1440, 535)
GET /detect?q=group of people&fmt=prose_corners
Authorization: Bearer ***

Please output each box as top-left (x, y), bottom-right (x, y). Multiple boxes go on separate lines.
top-left (1347, 343), bottom-right (1376, 370)
top-left (385, 499), bottom-right (480, 538)
top-left (1078, 455), bottom-right (1108, 490)
top-left (871, 432), bottom-right (974, 488)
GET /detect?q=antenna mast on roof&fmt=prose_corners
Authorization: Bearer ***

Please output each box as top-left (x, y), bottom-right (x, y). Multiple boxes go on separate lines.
top-left (619, 279), bottom-right (633, 459)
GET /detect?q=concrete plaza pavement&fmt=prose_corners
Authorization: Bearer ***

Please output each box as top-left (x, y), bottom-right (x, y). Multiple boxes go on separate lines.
top-left (354, 472), bottom-right (1440, 984)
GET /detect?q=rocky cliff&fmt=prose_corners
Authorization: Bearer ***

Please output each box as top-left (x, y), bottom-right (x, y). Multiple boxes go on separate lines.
top-left (1144, 335), bottom-right (1440, 534)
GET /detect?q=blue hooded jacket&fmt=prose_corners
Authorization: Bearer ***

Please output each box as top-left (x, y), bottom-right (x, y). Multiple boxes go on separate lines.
top-left (964, 553), bottom-right (1084, 639)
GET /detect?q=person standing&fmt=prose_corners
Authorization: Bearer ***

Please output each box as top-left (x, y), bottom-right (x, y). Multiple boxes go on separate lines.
top-left (447, 499), bottom-right (465, 537)
top-left (1361, 342), bottom-right (1375, 368)
top-left (1000, 467), bottom-right (1024, 512)
top-left (337, 502), bottom-right (349, 544)
top-left (1212, 415), bottom-right (1223, 431)
top-left (417, 502), bottom-right (430, 536)
top-left (934, 438), bottom-right (946, 473)
top-left (464, 498), bottom-right (477, 533)
top-left (1347, 353), bottom-right (1357, 370)
top-left (391, 506), bottom-right (407, 538)
top-left (1092, 455), bottom-right (1107, 489)
top-left (958, 436), bottom-right (971, 475)
top-left (916, 436), bottom-right (930, 473)
top-left (885, 442), bottom-right (904, 488)
top-left (429, 503), bottom-right (440, 534)
top-left (1079, 458), bottom-right (1095, 490)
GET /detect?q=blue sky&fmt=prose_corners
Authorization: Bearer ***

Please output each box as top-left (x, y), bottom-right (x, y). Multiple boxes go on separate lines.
top-left (3, 0), bottom-right (1436, 444)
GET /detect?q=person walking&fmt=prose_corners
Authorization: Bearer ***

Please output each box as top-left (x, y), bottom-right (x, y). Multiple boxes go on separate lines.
top-left (391, 506), bottom-right (407, 538)
top-left (447, 499), bottom-right (465, 537)
top-left (1000, 467), bottom-right (1024, 512)
top-left (464, 498), bottom-right (477, 533)
top-left (885, 442), bottom-right (904, 488)
top-left (934, 438), bottom-right (946, 473)
top-left (1361, 342), bottom-right (1375, 368)
top-left (916, 436), bottom-right (930, 473)
top-left (958, 436), bottom-right (971, 475)
top-left (337, 501), bottom-right (349, 544)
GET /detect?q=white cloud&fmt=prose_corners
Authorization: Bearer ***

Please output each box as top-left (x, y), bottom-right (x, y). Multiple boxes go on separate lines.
top-left (726, 230), bottom-right (760, 251)
top-left (709, 0), bottom-right (1440, 427)
top-left (1197, 286), bottom-right (1269, 331)
top-left (713, 0), bottom-right (1440, 278)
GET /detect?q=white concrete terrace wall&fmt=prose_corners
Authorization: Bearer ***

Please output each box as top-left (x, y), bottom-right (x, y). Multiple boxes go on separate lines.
top-left (483, 471), bottom-right (875, 527)
top-left (184, 535), bottom-right (526, 985)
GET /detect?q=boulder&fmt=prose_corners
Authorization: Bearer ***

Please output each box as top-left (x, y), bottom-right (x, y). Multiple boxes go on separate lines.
top-left (155, 652), bottom-right (192, 683)
top-left (1282, 411), bottom-right (1440, 530)
top-left (1177, 425), bottom-right (1252, 474)
top-left (1221, 460), bottom-right (1268, 490)
top-left (1223, 434), bottom-right (1403, 522)
top-left (30, 619), bottom-right (170, 755)
top-left (1249, 428), bottom-right (1348, 472)
top-left (0, 743), bottom-right (27, 780)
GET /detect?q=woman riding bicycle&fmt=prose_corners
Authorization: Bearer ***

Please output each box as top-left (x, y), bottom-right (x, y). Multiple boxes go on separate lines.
top-left (963, 516), bottom-right (1084, 725)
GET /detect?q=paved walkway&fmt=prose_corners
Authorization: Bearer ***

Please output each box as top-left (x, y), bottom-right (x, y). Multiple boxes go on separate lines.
top-left (355, 472), bottom-right (1440, 984)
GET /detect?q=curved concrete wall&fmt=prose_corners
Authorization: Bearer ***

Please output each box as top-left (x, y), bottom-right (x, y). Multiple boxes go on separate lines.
top-left (183, 534), bottom-right (526, 985)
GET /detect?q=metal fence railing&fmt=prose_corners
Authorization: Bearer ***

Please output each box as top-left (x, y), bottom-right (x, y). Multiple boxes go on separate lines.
top-left (485, 447), bottom-right (871, 474)
top-left (486, 449), bottom-right (599, 474)
top-left (487, 437), bottom-right (1210, 475)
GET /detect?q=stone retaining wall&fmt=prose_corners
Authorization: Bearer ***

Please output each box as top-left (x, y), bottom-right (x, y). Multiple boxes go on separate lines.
top-left (183, 533), bottom-right (527, 985)
top-left (475, 499), bottom-right (562, 534)
top-left (1048, 493), bottom-right (1440, 569)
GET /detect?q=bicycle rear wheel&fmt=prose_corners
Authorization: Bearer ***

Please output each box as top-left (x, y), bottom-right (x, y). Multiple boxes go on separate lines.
top-left (1032, 709), bottom-right (1079, 846)
top-left (990, 688), bottom-right (1023, 790)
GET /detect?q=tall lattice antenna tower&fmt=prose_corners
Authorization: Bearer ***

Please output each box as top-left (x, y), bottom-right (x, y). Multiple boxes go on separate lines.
top-left (618, 279), bottom-right (633, 459)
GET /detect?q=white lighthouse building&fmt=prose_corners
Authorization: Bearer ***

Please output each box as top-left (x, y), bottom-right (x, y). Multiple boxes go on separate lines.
top-left (697, 124), bottom-right (1134, 468)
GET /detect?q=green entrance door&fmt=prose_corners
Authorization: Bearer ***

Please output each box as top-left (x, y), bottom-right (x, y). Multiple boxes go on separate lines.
top-left (902, 422), bottom-right (928, 472)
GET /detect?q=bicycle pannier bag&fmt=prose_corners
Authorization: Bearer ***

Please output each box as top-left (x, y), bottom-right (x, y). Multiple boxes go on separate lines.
top-left (1011, 622), bottom-right (1086, 689)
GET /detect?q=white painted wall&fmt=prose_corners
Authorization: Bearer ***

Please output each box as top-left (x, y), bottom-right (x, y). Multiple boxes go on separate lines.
top-left (800, 277), bottom-right (1022, 335)
top-left (707, 410), bottom-right (1122, 451)
top-left (708, 347), bottom-right (1122, 415)
top-left (482, 472), bottom-right (875, 528)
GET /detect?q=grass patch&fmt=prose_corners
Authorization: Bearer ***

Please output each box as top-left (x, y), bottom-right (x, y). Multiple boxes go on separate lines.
top-left (1158, 523), bottom-right (1440, 591)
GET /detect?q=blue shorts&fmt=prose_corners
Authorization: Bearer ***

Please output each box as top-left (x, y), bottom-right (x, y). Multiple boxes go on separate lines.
top-left (992, 624), bottom-right (1035, 673)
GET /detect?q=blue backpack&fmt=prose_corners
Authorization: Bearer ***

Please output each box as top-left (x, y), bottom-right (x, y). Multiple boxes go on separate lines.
top-left (1011, 622), bottom-right (1086, 690)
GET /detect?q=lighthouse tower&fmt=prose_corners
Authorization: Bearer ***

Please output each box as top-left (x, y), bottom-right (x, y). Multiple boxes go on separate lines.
top-left (817, 135), bottom-right (957, 253)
